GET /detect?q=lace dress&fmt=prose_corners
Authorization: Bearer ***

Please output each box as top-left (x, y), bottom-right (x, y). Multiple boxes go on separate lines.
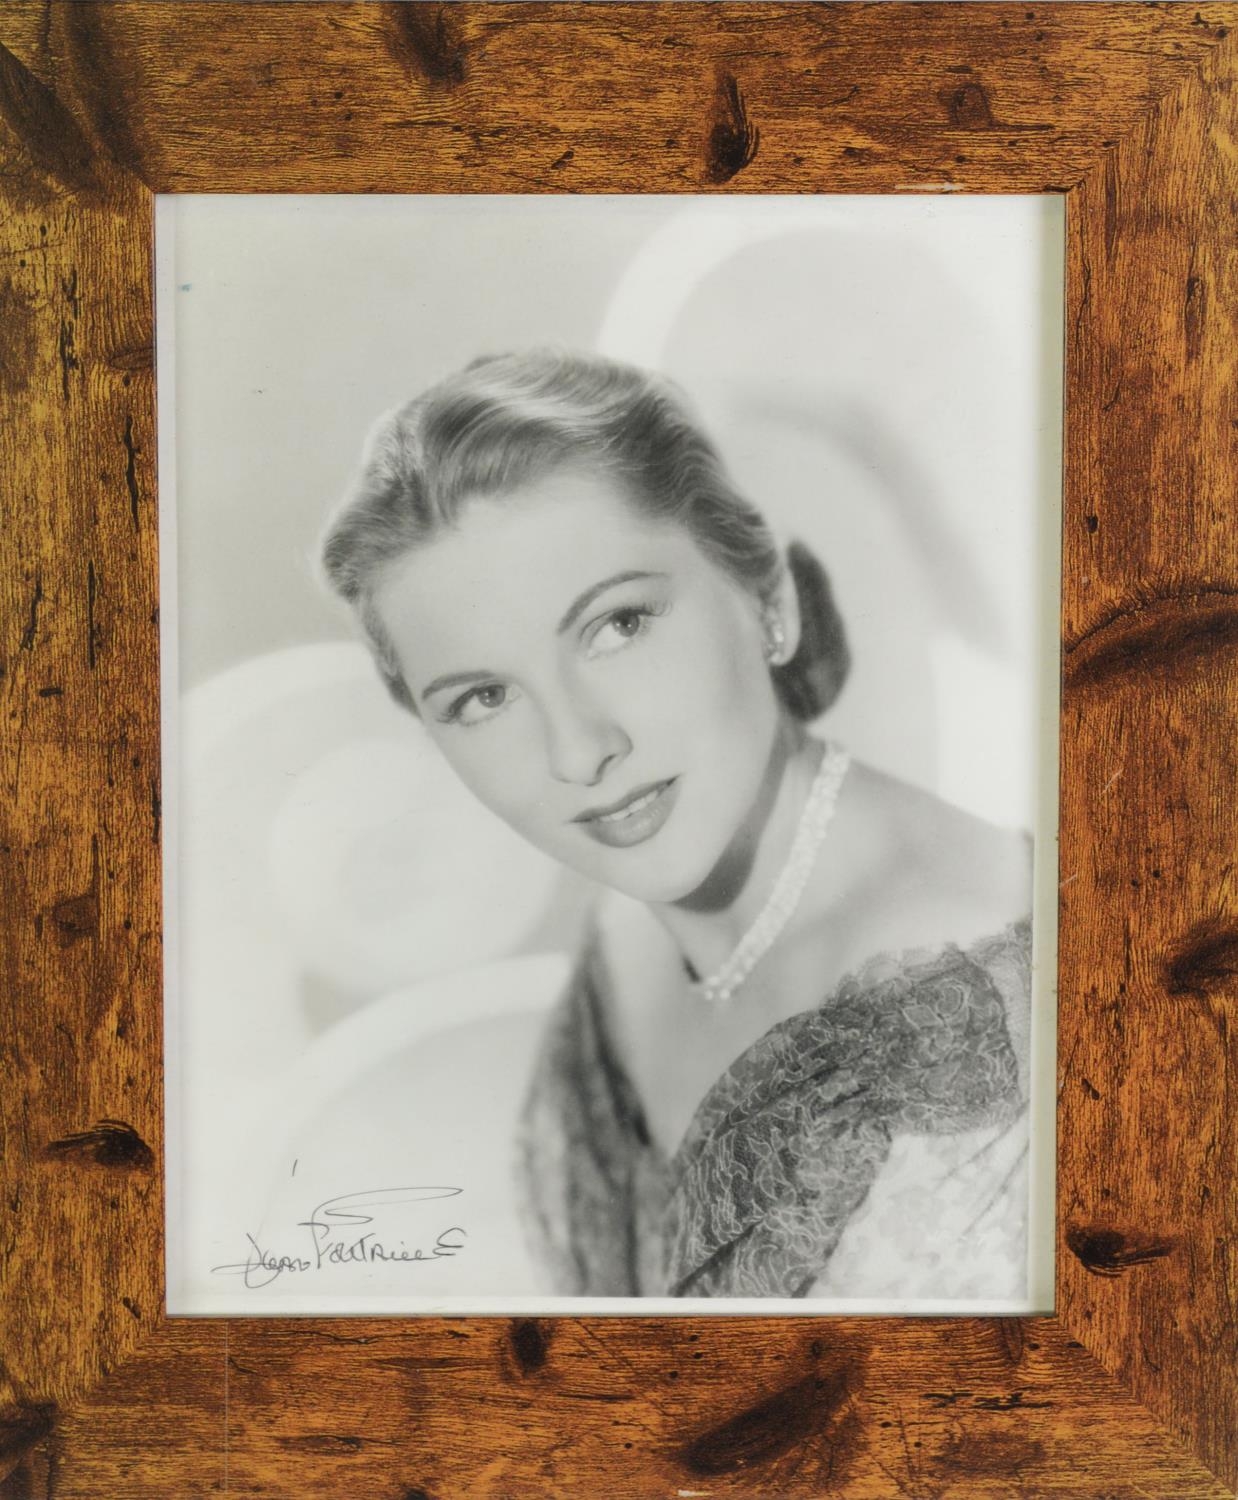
top-left (512, 913), bottom-right (1034, 1299)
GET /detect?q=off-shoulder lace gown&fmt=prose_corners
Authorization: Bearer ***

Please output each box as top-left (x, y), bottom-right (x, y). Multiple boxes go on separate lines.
top-left (513, 914), bottom-right (1033, 1299)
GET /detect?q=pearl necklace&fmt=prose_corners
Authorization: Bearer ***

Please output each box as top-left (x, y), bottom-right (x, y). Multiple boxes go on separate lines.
top-left (691, 740), bottom-right (851, 1007)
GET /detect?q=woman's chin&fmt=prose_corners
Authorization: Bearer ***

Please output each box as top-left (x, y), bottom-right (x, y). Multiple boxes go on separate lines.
top-left (575, 845), bottom-right (722, 908)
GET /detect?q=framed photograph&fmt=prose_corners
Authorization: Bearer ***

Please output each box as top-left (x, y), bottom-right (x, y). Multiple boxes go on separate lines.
top-left (160, 191), bottom-right (1060, 1320)
top-left (2, 3), bottom-right (1234, 1495)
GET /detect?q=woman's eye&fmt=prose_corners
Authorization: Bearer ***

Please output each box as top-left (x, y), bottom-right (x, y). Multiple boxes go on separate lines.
top-left (446, 682), bottom-right (513, 726)
top-left (586, 603), bottom-right (664, 657)
top-left (610, 609), bottom-right (645, 638)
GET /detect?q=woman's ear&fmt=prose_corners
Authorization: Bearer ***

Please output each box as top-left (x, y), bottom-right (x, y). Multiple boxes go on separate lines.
top-left (763, 553), bottom-right (803, 666)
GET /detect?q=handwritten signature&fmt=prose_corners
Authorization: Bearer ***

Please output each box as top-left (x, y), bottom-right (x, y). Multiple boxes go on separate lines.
top-left (211, 1186), bottom-right (467, 1289)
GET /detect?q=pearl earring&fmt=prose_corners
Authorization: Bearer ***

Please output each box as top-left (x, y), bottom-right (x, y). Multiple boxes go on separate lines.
top-left (764, 617), bottom-right (787, 664)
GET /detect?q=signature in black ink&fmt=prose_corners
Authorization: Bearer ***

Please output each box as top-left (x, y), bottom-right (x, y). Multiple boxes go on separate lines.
top-left (211, 1186), bottom-right (467, 1289)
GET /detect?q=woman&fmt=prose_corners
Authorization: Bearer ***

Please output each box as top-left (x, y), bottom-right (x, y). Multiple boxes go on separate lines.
top-left (316, 348), bottom-right (1034, 1300)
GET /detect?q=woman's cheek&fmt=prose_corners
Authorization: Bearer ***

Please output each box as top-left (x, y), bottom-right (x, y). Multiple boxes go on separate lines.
top-left (434, 718), bottom-right (540, 830)
top-left (674, 612), bottom-right (763, 728)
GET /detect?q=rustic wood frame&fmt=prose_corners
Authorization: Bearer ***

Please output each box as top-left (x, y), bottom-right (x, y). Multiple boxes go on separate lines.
top-left (1, 2), bottom-right (1235, 1494)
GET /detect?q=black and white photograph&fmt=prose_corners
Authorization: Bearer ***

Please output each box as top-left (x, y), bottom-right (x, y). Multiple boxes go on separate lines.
top-left (159, 194), bottom-right (1061, 1315)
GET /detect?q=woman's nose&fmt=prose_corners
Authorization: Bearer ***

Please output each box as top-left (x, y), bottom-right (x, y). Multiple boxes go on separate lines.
top-left (542, 692), bottom-right (631, 787)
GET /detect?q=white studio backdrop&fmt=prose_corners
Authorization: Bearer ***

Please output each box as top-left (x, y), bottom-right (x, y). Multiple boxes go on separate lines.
top-left (158, 195), bottom-right (1063, 1314)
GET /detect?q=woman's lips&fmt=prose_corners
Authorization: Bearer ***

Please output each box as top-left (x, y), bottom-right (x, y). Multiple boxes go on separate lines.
top-left (572, 777), bottom-right (679, 849)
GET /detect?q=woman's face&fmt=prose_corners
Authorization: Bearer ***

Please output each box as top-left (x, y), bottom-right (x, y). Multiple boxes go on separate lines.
top-left (371, 464), bottom-right (789, 906)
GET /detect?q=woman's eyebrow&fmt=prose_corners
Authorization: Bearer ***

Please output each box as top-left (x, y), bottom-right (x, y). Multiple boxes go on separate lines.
top-left (420, 668), bottom-right (493, 702)
top-left (556, 571), bottom-right (667, 634)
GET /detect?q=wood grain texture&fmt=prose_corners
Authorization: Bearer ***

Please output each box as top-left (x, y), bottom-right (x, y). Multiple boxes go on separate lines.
top-left (0, 18), bottom-right (164, 1480)
top-left (0, 1), bottom-right (1232, 193)
top-left (10, 1318), bottom-right (1237, 1499)
top-left (1057, 24), bottom-right (1238, 1481)
top-left (0, 3), bottom-right (1234, 1496)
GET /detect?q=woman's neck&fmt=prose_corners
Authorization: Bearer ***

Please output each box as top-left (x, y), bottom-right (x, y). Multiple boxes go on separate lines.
top-left (650, 719), bottom-right (827, 986)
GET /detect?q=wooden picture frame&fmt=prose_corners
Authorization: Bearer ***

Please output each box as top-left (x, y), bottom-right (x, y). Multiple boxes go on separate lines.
top-left (1, 2), bottom-right (1234, 1494)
